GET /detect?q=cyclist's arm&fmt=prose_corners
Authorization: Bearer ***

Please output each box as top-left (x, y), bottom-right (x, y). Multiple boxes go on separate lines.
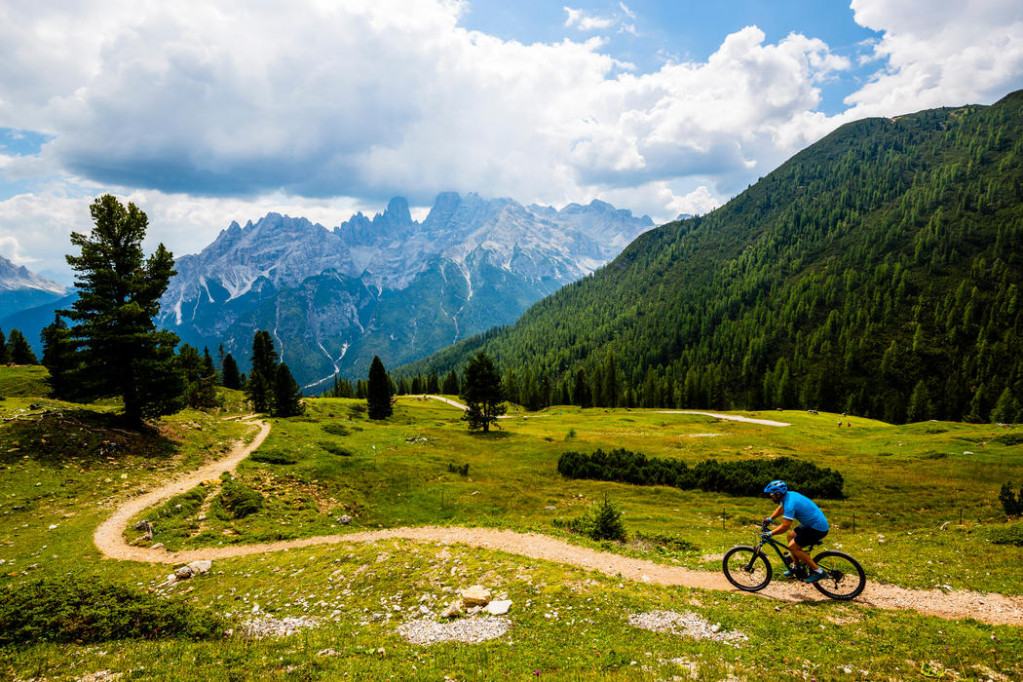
top-left (767, 504), bottom-right (784, 521)
top-left (769, 518), bottom-right (792, 536)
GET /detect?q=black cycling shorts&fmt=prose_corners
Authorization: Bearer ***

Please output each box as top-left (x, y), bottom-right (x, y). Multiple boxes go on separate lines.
top-left (793, 525), bottom-right (829, 548)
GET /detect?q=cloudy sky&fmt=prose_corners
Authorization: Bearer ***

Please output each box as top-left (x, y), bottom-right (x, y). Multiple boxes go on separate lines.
top-left (1, 0), bottom-right (1022, 284)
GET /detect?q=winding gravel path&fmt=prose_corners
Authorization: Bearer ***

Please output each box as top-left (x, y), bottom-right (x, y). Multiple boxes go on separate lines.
top-left (94, 418), bottom-right (1023, 626)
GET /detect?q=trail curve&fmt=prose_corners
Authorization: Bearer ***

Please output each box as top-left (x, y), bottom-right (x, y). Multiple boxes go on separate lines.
top-left (94, 417), bottom-right (1023, 626)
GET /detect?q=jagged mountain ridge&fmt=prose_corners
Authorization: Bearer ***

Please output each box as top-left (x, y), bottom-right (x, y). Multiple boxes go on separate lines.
top-left (0, 255), bottom-right (67, 320)
top-left (158, 192), bottom-right (653, 388)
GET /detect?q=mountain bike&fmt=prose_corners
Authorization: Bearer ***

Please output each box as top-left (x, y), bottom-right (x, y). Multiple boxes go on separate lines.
top-left (722, 520), bottom-right (866, 600)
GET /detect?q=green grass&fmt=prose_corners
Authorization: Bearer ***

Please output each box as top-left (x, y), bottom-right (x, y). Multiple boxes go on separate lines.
top-left (2, 368), bottom-right (1022, 680)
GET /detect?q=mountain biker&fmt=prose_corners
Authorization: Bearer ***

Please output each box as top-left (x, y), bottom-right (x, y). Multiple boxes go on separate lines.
top-left (762, 480), bottom-right (829, 583)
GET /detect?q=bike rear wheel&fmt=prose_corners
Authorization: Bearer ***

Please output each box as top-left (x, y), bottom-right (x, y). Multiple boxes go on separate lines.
top-left (722, 546), bottom-right (772, 592)
top-left (810, 550), bottom-right (866, 600)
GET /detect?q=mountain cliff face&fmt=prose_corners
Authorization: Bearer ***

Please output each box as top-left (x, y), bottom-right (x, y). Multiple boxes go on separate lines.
top-left (0, 256), bottom-right (67, 320)
top-left (157, 193), bottom-right (652, 389)
top-left (404, 91), bottom-right (1023, 424)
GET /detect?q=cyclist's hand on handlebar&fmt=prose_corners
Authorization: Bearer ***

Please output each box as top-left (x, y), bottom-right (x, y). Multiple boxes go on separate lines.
top-left (762, 518), bottom-right (773, 526)
top-left (760, 531), bottom-right (772, 540)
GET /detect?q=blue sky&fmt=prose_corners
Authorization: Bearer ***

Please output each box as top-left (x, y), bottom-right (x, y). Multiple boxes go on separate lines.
top-left (1, 0), bottom-right (1021, 284)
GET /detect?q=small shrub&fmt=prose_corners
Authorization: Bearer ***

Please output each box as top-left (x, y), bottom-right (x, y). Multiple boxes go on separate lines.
top-left (994, 433), bottom-right (1023, 446)
top-left (448, 463), bottom-right (469, 477)
top-left (556, 495), bottom-right (627, 543)
top-left (215, 475), bottom-right (264, 519)
top-left (322, 424), bottom-right (351, 437)
top-left (999, 482), bottom-right (1023, 517)
top-left (565, 428), bottom-right (577, 441)
top-left (987, 522), bottom-right (1023, 547)
top-left (921, 451), bottom-right (949, 460)
top-left (250, 450), bottom-right (298, 465)
top-left (322, 443), bottom-right (354, 457)
top-left (0, 575), bottom-right (226, 645)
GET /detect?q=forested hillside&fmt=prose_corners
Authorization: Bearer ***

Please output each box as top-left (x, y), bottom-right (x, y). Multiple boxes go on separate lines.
top-left (403, 91), bottom-right (1023, 423)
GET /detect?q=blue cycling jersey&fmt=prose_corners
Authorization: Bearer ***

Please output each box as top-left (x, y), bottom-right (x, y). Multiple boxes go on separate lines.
top-left (782, 491), bottom-right (829, 531)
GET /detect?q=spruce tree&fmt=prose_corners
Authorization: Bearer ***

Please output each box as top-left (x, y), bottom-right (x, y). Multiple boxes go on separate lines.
top-left (367, 356), bottom-right (393, 419)
top-left (179, 344), bottom-right (219, 409)
top-left (6, 329), bottom-right (38, 365)
top-left (273, 363), bottom-right (305, 417)
top-left (221, 353), bottom-right (241, 390)
top-left (460, 351), bottom-right (506, 432)
top-left (62, 195), bottom-right (183, 427)
top-left (0, 330), bottom-right (7, 364)
top-left (442, 369), bottom-right (460, 395)
top-left (41, 314), bottom-right (78, 400)
top-left (246, 331), bottom-right (278, 413)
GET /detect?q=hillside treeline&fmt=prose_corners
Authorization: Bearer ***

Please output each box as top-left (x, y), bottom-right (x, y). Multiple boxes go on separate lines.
top-left (401, 91), bottom-right (1023, 424)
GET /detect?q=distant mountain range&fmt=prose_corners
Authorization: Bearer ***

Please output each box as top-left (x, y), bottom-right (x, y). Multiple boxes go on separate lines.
top-left (157, 193), bottom-right (652, 389)
top-left (0, 255), bottom-right (66, 321)
top-left (403, 91), bottom-right (1023, 424)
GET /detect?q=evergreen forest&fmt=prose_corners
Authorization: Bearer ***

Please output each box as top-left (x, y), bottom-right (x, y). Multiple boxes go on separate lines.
top-left (401, 90), bottom-right (1023, 423)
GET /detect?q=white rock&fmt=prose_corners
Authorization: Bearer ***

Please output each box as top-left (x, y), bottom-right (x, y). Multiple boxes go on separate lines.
top-left (486, 600), bottom-right (512, 615)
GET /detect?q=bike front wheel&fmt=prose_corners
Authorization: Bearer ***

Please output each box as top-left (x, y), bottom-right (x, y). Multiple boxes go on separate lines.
top-left (811, 550), bottom-right (866, 600)
top-left (722, 545), bottom-right (773, 592)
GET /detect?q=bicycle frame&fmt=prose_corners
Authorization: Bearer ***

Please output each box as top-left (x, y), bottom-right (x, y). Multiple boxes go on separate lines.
top-left (750, 521), bottom-right (815, 574)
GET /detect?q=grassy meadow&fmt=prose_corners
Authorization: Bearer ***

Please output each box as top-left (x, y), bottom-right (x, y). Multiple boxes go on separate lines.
top-left (2, 365), bottom-right (1022, 680)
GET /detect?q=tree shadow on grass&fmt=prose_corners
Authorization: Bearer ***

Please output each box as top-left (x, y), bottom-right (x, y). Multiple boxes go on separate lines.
top-left (467, 430), bottom-right (513, 440)
top-left (0, 408), bottom-right (178, 466)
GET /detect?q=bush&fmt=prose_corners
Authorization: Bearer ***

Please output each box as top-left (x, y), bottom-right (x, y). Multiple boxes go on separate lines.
top-left (987, 522), bottom-right (1023, 547)
top-left (999, 482), bottom-right (1023, 517)
top-left (250, 450), bottom-right (298, 465)
top-left (215, 475), bottom-right (263, 519)
top-left (321, 443), bottom-right (354, 457)
top-left (0, 575), bottom-right (226, 645)
top-left (448, 463), bottom-right (470, 476)
top-left (321, 424), bottom-right (351, 437)
top-left (994, 433), bottom-right (1023, 446)
top-left (555, 495), bottom-right (627, 543)
top-left (558, 449), bottom-right (845, 499)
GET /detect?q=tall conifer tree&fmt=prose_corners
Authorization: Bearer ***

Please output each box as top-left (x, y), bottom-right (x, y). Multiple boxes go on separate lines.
top-left (367, 356), bottom-right (393, 419)
top-left (62, 195), bottom-right (182, 426)
top-left (246, 331), bottom-right (278, 413)
top-left (460, 351), bottom-right (506, 432)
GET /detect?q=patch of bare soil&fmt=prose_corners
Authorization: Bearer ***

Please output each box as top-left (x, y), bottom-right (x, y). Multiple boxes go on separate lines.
top-left (94, 419), bottom-right (1023, 627)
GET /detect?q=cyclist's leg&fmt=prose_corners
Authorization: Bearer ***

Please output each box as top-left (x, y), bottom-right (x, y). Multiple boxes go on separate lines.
top-left (789, 526), bottom-right (828, 571)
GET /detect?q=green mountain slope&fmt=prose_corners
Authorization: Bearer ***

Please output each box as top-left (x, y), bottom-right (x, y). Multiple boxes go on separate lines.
top-left (403, 91), bottom-right (1023, 423)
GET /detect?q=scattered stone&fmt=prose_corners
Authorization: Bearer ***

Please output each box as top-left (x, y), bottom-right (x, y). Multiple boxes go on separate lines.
top-left (172, 560), bottom-right (213, 581)
top-left (77, 670), bottom-right (122, 682)
top-left (461, 585), bottom-right (491, 607)
top-left (317, 648), bottom-right (339, 657)
top-left (486, 600), bottom-right (512, 615)
top-left (339, 515), bottom-right (352, 525)
top-left (628, 611), bottom-right (748, 646)
top-left (240, 615), bottom-right (320, 639)
top-left (440, 600), bottom-right (464, 619)
top-left (150, 543), bottom-right (165, 551)
top-left (134, 520), bottom-right (154, 542)
top-left (398, 616), bottom-right (511, 645)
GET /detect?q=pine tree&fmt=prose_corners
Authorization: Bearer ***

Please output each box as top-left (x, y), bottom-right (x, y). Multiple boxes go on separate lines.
top-left (221, 353), bottom-right (241, 389)
top-left (179, 344), bottom-right (219, 409)
top-left (0, 330), bottom-right (8, 364)
top-left (41, 314), bottom-right (78, 400)
top-left (367, 356), bottom-right (393, 419)
top-left (246, 331), bottom-right (278, 413)
top-left (906, 380), bottom-right (933, 422)
top-left (442, 369), bottom-right (460, 395)
top-left (990, 387), bottom-right (1017, 424)
top-left (6, 329), bottom-right (38, 365)
top-left (460, 351), bottom-right (506, 432)
top-left (62, 195), bottom-right (183, 426)
top-left (273, 363), bottom-right (305, 417)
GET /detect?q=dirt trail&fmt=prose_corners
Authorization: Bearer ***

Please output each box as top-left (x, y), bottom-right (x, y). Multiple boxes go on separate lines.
top-left (94, 419), bottom-right (1023, 627)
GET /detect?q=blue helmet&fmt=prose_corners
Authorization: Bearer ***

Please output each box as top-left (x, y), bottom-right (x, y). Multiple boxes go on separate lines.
top-left (764, 480), bottom-right (787, 495)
